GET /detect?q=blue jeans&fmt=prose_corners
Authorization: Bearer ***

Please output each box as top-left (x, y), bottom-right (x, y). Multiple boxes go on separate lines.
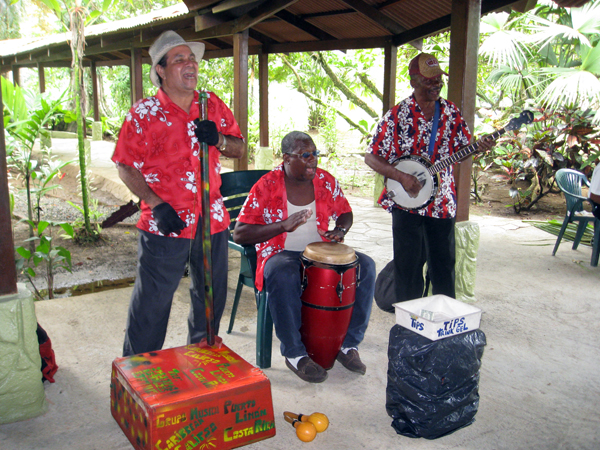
top-left (122, 226), bottom-right (229, 356)
top-left (263, 250), bottom-right (375, 359)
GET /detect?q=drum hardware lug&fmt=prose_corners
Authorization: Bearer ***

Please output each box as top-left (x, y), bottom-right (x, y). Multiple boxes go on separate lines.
top-left (336, 276), bottom-right (344, 302)
top-left (356, 264), bottom-right (361, 287)
top-left (301, 266), bottom-right (308, 293)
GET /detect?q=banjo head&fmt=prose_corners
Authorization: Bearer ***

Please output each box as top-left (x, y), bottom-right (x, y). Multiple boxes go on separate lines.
top-left (385, 155), bottom-right (439, 210)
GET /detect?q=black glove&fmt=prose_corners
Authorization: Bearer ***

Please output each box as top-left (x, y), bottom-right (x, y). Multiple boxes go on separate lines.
top-left (194, 119), bottom-right (220, 146)
top-left (152, 203), bottom-right (186, 236)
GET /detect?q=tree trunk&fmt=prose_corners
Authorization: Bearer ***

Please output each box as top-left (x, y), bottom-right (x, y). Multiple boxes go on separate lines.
top-left (280, 55), bottom-right (369, 137)
top-left (71, 8), bottom-right (92, 235)
top-left (358, 72), bottom-right (383, 101)
top-left (312, 52), bottom-right (379, 119)
top-left (97, 70), bottom-right (114, 118)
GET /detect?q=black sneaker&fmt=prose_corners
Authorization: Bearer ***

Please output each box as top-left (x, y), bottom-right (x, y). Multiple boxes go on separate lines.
top-left (336, 349), bottom-right (366, 375)
top-left (285, 356), bottom-right (328, 383)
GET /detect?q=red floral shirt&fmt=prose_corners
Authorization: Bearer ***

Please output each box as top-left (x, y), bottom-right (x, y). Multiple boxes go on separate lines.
top-left (367, 96), bottom-right (471, 219)
top-left (112, 89), bottom-right (243, 238)
top-left (237, 165), bottom-right (352, 291)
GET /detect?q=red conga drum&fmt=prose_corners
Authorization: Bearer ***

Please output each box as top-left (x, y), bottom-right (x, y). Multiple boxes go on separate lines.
top-left (299, 242), bottom-right (359, 370)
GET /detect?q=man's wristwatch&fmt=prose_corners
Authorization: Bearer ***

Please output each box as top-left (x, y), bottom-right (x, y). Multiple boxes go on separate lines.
top-left (334, 226), bottom-right (347, 236)
top-left (218, 134), bottom-right (227, 152)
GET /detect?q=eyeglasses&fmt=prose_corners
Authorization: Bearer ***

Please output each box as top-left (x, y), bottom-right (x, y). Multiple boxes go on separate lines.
top-left (419, 76), bottom-right (444, 87)
top-left (286, 150), bottom-right (320, 160)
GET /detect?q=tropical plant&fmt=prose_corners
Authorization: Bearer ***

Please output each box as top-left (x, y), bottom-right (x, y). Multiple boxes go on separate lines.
top-left (12, 0), bottom-right (120, 241)
top-left (477, 0), bottom-right (600, 211)
top-left (15, 219), bottom-right (74, 300)
top-left (30, 153), bottom-right (73, 223)
top-left (2, 76), bottom-right (69, 247)
top-left (67, 197), bottom-right (104, 240)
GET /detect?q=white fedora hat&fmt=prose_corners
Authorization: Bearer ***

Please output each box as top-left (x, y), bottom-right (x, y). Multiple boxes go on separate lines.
top-left (149, 30), bottom-right (205, 87)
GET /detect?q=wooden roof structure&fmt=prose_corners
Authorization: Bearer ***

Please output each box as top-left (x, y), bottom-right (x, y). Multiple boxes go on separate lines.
top-left (1, 1), bottom-right (529, 70)
top-left (1, 0), bottom-right (579, 294)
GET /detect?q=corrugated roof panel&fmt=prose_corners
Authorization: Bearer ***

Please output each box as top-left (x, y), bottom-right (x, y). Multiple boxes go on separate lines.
top-left (0, 4), bottom-right (190, 58)
top-left (308, 11), bottom-right (392, 40)
top-left (253, 20), bottom-right (321, 43)
top-left (382, 0), bottom-right (453, 30)
top-left (286, 0), bottom-right (353, 16)
top-left (84, 4), bottom-right (191, 36)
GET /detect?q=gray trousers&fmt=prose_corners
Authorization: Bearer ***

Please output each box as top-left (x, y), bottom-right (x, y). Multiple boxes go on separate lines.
top-left (122, 226), bottom-right (228, 356)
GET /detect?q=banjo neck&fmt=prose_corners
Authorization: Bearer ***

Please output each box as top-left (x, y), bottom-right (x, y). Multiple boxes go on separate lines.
top-left (427, 128), bottom-right (506, 176)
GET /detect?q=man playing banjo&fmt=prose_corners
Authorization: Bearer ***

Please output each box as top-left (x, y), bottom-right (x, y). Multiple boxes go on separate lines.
top-left (365, 53), bottom-right (496, 307)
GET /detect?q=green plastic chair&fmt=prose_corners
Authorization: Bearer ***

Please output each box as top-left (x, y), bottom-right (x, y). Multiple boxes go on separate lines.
top-left (220, 170), bottom-right (273, 368)
top-left (552, 168), bottom-right (600, 267)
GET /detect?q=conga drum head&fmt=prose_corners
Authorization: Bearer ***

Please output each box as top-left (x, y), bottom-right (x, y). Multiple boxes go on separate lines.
top-left (302, 242), bottom-right (357, 266)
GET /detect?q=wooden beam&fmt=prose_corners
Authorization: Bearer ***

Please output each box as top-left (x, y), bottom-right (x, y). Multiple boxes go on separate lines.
top-left (91, 61), bottom-right (100, 122)
top-left (195, 0), bottom-right (298, 38)
top-left (212, 0), bottom-right (257, 14)
top-left (274, 10), bottom-right (338, 41)
top-left (205, 38), bottom-right (233, 50)
top-left (195, 11), bottom-right (226, 31)
top-left (259, 50), bottom-right (269, 149)
top-left (233, 30), bottom-right (249, 171)
top-left (0, 85), bottom-right (18, 295)
top-left (339, 0), bottom-right (406, 35)
top-left (204, 45), bottom-right (261, 59)
top-left (94, 58), bottom-right (151, 67)
top-left (263, 36), bottom-right (389, 53)
top-left (248, 29), bottom-right (278, 45)
top-left (448, 0), bottom-right (482, 222)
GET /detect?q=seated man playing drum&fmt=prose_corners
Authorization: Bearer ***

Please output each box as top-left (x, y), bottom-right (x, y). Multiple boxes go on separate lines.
top-left (233, 131), bottom-right (376, 383)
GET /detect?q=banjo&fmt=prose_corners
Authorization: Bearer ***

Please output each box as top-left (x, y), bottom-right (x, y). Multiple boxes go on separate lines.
top-left (385, 110), bottom-right (534, 210)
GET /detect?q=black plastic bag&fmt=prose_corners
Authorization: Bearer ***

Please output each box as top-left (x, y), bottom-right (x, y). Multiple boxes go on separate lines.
top-left (386, 325), bottom-right (486, 439)
top-left (375, 261), bottom-right (396, 312)
top-left (375, 261), bottom-right (431, 312)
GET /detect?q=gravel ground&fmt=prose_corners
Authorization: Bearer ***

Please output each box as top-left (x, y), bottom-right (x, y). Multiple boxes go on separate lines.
top-left (11, 186), bottom-right (140, 226)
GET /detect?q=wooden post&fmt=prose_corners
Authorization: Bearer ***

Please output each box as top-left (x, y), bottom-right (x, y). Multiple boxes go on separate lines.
top-left (373, 42), bottom-right (398, 205)
top-left (38, 64), bottom-right (46, 94)
top-left (259, 50), bottom-right (269, 150)
top-left (447, 0), bottom-right (482, 222)
top-left (131, 47), bottom-right (143, 105)
top-left (12, 66), bottom-right (20, 86)
top-left (91, 61), bottom-right (100, 122)
top-left (233, 30), bottom-right (249, 171)
top-left (382, 42), bottom-right (397, 114)
top-left (0, 85), bottom-right (18, 296)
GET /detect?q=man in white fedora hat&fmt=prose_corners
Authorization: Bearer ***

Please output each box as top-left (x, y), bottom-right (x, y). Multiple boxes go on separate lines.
top-left (111, 30), bottom-right (245, 356)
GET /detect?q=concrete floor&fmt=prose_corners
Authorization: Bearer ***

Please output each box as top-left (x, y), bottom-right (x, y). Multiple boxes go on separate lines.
top-left (1, 139), bottom-right (599, 449)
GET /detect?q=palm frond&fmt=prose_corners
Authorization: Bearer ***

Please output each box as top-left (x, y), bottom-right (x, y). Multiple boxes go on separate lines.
top-left (538, 67), bottom-right (600, 110)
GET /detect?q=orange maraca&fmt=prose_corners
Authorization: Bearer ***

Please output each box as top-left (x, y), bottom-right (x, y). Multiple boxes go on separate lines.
top-left (299, 412), bottom-right (329, 433)
top-left (283, 412), bottom-right (317, 442)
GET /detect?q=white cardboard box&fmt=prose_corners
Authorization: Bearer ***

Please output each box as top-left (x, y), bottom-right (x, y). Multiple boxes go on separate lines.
top-left (393, 294), bottom-right (482, 341)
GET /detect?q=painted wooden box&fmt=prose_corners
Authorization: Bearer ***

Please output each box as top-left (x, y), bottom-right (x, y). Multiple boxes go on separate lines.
top-left (110, 341), bottom-right (276, 450)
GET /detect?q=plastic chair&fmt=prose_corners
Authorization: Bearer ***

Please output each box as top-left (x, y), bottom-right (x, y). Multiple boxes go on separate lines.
top-left (220, 170), bottom-right (273, 368)
top-left (552, 168), bottom-right (600, 267)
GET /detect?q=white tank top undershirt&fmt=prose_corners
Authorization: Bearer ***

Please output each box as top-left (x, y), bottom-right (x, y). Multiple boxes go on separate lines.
top-left (284, 200), bottom-right (322, 251)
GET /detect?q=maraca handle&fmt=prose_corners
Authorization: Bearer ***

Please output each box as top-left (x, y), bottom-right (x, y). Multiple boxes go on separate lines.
top-left (283, 411), bottom-right (298, 423)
